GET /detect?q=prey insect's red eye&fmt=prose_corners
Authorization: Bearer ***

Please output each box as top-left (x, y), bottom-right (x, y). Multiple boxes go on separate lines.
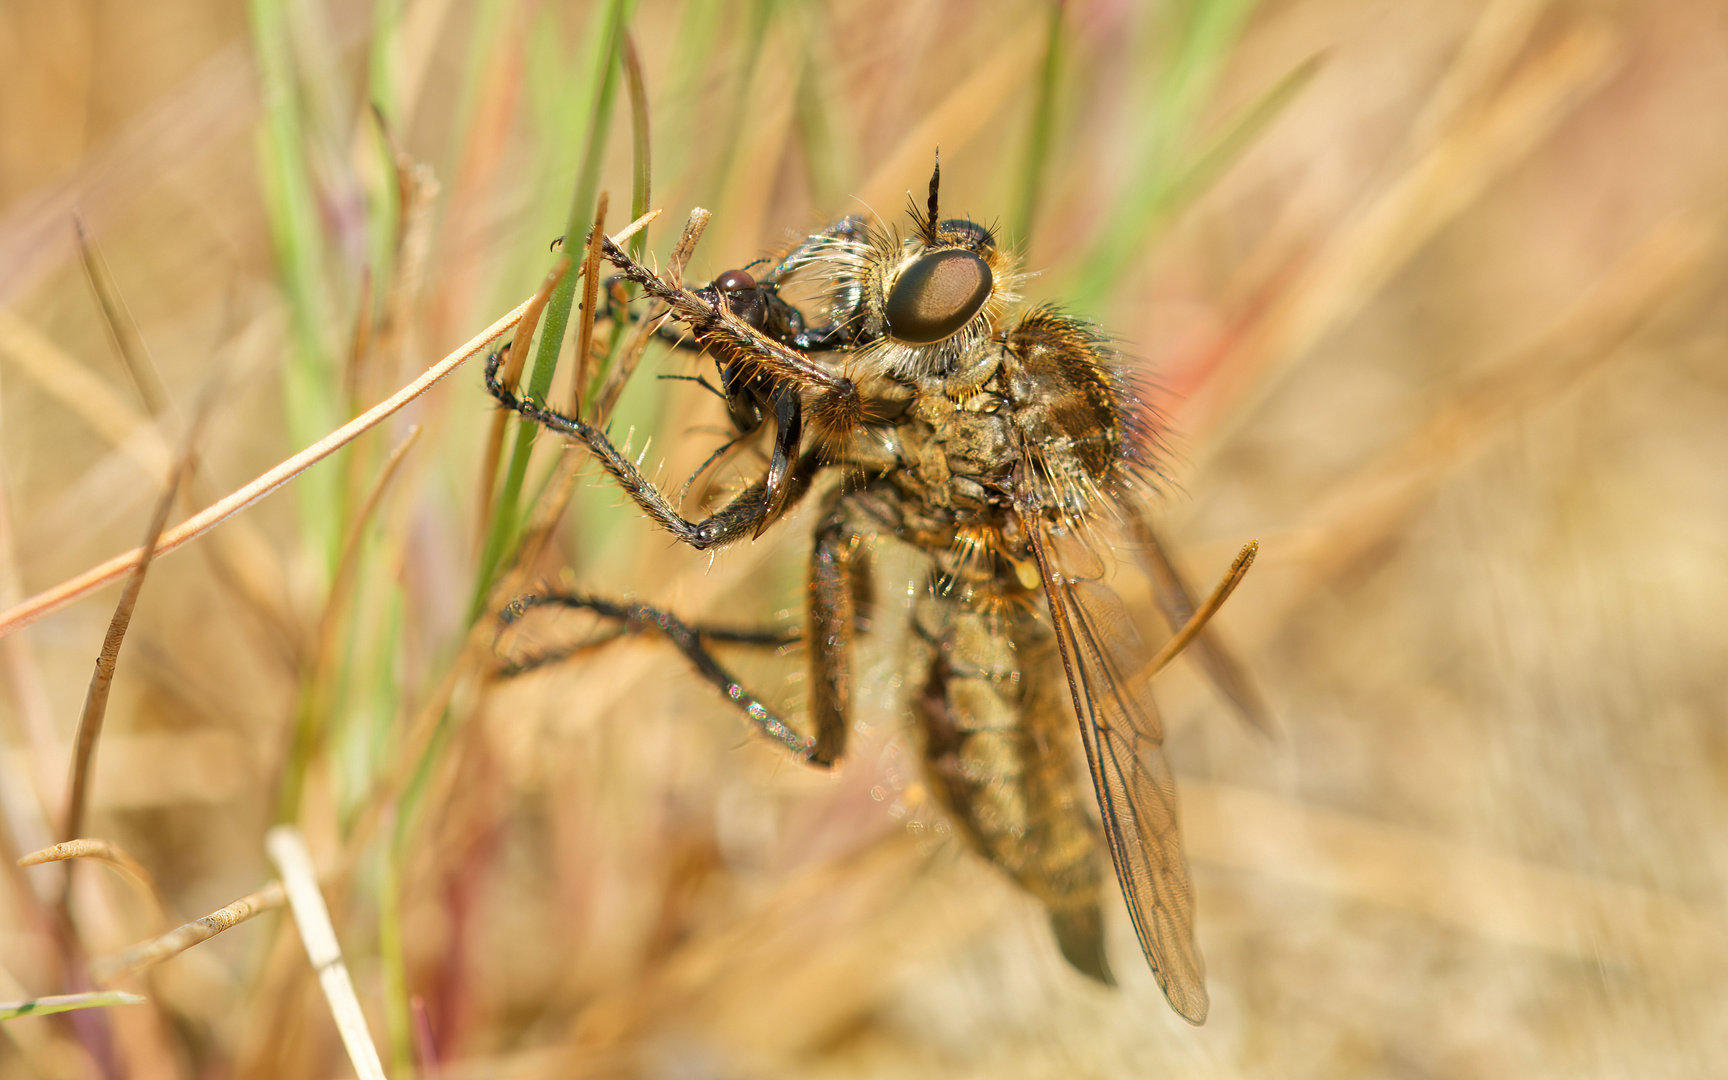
top-left (714, 269), bottom-right (766, 328)
top-left (715, 269), bottom-right (758, 293)
top-left (885, 249), bottom-right (992, 344)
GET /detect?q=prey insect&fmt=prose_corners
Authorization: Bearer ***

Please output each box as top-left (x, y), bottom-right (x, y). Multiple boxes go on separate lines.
top-left (487, 159), bottom-right (1265, 1024)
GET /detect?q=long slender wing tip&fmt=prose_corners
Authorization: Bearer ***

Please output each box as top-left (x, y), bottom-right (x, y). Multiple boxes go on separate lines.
top-left (1164, 981), bottom-right (1210, 1025)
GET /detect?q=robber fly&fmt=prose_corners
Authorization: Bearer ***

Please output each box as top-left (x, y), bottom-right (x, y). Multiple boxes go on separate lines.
top-left (487, 158), bottom-right (1266, 1025)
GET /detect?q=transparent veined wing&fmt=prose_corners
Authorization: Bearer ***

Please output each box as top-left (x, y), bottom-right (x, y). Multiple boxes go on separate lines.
top-left (1025, 515), bottom-right (1210, 1025)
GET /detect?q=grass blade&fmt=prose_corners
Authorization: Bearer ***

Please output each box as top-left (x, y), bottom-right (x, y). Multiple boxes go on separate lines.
top-left (1010, 0), bottom-right (1066, 246)
top-left (1, 992), bottom-right (145, 1021)
top-left (474, 0), bottom-right (636, 616)
top-left (278, 425), bottom-right (424, 824)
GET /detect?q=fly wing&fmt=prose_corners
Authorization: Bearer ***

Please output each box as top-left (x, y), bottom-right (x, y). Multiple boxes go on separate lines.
top-left (1026, 517), bottom-right (1210, 1024)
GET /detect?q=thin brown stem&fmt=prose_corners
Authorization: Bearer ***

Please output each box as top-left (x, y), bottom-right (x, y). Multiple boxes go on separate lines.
top-left (88, 881), bottom-right (286, 985)
top-left (1136, 540), bottom-right (1259, 685)
top-left (279, 426), bottom-right (427, 824)
top-left (17, 839), bottom-right (166, 924)
top-left (572, 190), bottom-right (609, 415)
top-left (665, 206), bottom-right (710, 290)
top-left (1131, 518), bottom-right (1274, 735)
top-left (513, 208), bottom-right (715, 581)
top-left (74, 215), bottom-right (169, 418)
top-left (62, 446), bottom-right (192, 846)
top-left (341, 266), bottom-right (376, 416)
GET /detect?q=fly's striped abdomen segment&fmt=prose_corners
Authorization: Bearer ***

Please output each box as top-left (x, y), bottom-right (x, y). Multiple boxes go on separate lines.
top-left (912, 587), bottom-right (1114, 984)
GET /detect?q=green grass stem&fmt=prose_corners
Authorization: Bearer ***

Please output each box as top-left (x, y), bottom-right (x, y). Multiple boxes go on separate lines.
top-left (1011, 0), bottom-right (1066, 247)
top-left (471, 0), bottom-right (637, 618)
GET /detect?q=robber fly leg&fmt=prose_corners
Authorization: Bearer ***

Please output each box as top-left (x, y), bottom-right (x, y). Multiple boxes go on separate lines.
top-left (500, 594), bottom-right (813, 759)
top-left (484, 349), bottom-right (821, 550)
top-left (806, 512), bottom-right (855, 766)
top-left (803, 487), bottom-right (891, 765)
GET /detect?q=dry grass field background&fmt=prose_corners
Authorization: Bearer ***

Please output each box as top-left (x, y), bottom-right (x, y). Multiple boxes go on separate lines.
top-left (2, 0), bottom-right (1727, 1077)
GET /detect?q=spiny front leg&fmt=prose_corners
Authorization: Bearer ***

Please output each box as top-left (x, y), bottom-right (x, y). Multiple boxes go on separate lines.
top-left (483, 349), bottom-right (819, 550)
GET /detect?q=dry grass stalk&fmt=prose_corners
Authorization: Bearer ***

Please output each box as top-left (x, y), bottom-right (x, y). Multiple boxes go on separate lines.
top-left (62, 438), bottom-right (191, 845)
top-left (342, 266), bottom-right (376, 412)
top-left (281, 425), bottom-right (427, 821)
top-left (265, 826), bottom-right (387, 1080)
top-left (410, 996), bottom-right (441, 1080)
top-left (505, 206), bottom-right (710, 581)
top-left (374, 130), bottom-right (443, 397)
top-left (0, 308), bottom-right (172, 477)
top-left (16, 838), bottom-right (165, 921)
top-left (1245, 209), bottom-right (1718, 641)
top-left (73, 215), bottom-right (169, 418)
top-left (663, 206), bottom-right (709, 289)
top-left (1406, 0), bottom-right (1549, 149)
top-left (1189, 17), bottom-right (1620, 451)
top-left (1131, 518), bottom-right (1274, 734)
top-left (593, 206), bottom-right (707, 411)
top-left (474, 256), bottom-right (571, 554)
top-left (88, 881), bottom-right (287, 985)
top-left (0, 292), bottom-right (542, 639)
top-left (0, 305), bottom-right (301, 658)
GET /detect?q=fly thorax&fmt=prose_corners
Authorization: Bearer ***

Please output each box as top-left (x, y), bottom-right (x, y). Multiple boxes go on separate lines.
top-left (999, 311), bottom-right (1130, 524)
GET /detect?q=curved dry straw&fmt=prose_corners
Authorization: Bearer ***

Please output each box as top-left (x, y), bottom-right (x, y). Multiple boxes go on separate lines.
top-left (0, 295), bottom-right (541, 640)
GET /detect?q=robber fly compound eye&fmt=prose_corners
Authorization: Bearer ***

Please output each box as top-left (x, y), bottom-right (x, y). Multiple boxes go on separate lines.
top-left (884, 248), bottom-right (993, 345)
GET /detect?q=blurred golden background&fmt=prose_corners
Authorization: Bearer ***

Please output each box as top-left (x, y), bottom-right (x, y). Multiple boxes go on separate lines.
top-left (2, 0), bottom-right (1727, 1076)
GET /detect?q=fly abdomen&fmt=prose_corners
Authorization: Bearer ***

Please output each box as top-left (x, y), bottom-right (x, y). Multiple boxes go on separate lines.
top-left (912, 590), bottom-right (1114, 983)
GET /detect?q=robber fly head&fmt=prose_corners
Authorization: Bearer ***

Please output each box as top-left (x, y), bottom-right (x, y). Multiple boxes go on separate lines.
top-left (810, 156), bottom-right (1022, 381)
